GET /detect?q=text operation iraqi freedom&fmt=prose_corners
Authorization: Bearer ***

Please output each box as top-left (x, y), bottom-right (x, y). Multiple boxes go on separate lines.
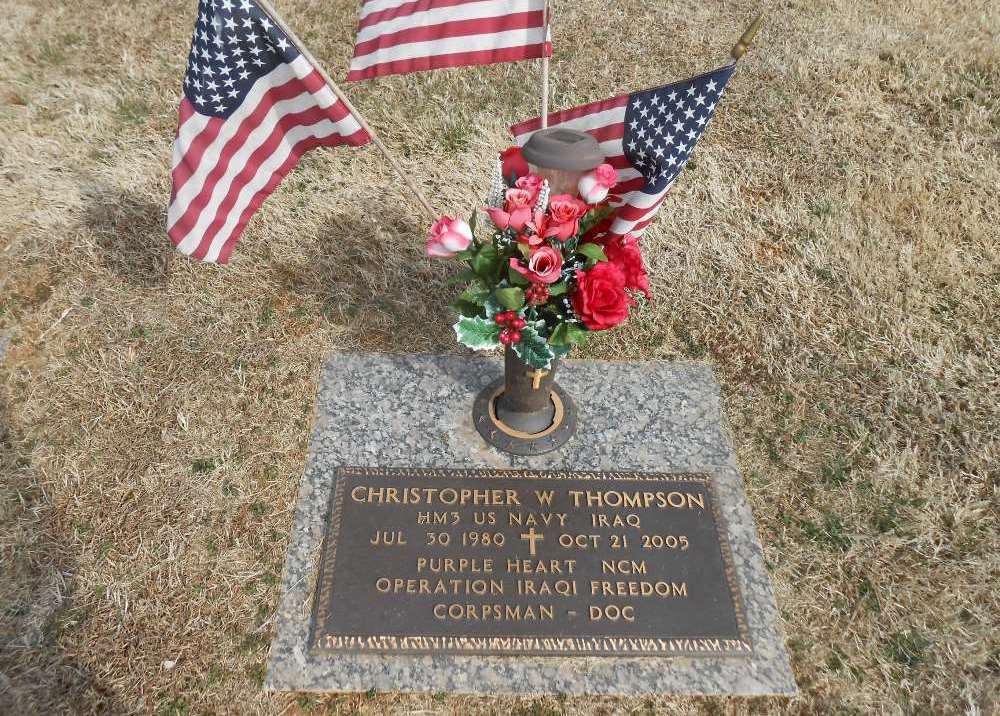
top-left (350, 486), bottom-right (707, 510)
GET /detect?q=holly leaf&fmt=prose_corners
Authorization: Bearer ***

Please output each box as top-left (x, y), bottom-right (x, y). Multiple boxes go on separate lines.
top-left (494, 287), bottom-right (525, 311)
top-left (548, 281), bottom-right (567, 296)
top-left (577, 243), bottom-right (607, 264)
top-left (454, 315), bottom-right (501, 350)
top-left (513, 323), bottom-right (555, 369)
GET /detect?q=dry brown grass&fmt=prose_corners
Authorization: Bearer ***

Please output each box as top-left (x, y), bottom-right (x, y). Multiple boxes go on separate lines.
top-left (1, 0), bottom-right (998, 713)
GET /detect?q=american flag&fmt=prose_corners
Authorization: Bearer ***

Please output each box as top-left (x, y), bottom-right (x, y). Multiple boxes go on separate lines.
top-left (169, 0), bottom-right (370, 263)
top-left (347, 0), bottom-right (551, 82)
top-left (511, 63), bottom-right (737, 239)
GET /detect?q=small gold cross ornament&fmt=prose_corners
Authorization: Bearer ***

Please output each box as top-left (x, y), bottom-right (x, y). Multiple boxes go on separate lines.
top-left (526, 368), bottom-right (549, 390)
top-left (520, 527), bottom-right (544, 556)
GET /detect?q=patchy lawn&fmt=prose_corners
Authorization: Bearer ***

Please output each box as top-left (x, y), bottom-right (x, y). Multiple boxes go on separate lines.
top-left (1, 0), bottom-right (997, 713)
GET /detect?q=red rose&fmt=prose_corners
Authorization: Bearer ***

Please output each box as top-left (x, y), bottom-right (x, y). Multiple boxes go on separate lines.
top-left (603, 234), bottom-right (650, 298)
top-left (571, 261), bottom-right (634, 331)
top-left (500, 146), bottom-right (530, 180)
top-left (545, 194), bottom-right (589, 241)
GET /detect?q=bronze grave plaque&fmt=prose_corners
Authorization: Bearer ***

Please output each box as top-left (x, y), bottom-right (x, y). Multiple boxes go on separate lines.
top-left (310, 467), bottom-right (751, 657)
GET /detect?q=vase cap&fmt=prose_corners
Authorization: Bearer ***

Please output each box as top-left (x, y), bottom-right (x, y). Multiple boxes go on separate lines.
top-left (521, 128), bottom-right (604, 171)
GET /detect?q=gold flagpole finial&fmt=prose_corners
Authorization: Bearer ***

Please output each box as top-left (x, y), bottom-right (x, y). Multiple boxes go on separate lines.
top-left (731, 13), bottom-right (764, 60)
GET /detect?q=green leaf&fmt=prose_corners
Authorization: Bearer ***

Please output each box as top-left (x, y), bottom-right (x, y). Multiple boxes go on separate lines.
top-left (513, 323), bottom-right (555, 369)
top-left (445, 268), bottom-right (477, 286)
top-left (459, 282), bottom-right (490, 305)
top-left (453, 315), bottom-right (501, 350)
top-left (469, 209), bottom-right (478, 235)
top-left (578, 204), bottom-right (614, 236)
top-left (450, 298), bottom-right (482, 317)
top-left (494, 287), bottom-right (525, 311)
top-left (472, 242), bottom-right (500, 279)
top-left (517, 243), bottom-right (532, 259)
top-left (551, 343), bottom-right (573, 358)
top-left (508, 265), bottom-right (530, 286)
top-left (577, 243), bottom-right (607, 263)
top-left (549, 322), bottom-right (589, 347)
top-left (548, 281), bottom-right (567, 296)
top-left (484, 297), bottom-right (504, 319)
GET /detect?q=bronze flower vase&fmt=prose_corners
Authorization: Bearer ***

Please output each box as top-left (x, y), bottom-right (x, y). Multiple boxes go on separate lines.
top-left (472, 348), bottom-right (577, 456)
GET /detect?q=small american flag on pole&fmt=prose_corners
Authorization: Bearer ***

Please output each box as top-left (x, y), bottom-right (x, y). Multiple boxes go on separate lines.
top-left (347, 0), bottom-right (552, 82)
top-left (168, 0), bottom-right (370, 263)
top-left (511, 63), bottom-right (737, 239)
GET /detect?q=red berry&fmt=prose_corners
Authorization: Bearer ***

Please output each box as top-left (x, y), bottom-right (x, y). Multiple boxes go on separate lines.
top-left (499, 331), bottom-right (511, 345)
top-left (512, 318), bottom-right (526, 330)
top-left (504, 311), bottom-right (516, 322)
top-left (527, 284), bottom-right (549, 306)
top-left (495, 314), bottom-right (507, 325)
top-left (509, 331), bottom-right (522, 343)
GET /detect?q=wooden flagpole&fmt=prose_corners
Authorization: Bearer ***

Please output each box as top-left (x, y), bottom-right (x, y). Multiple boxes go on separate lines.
top-left (540, 0), bottom-right (550, 128)
top-left (255, 0), bottom-right (436, 221)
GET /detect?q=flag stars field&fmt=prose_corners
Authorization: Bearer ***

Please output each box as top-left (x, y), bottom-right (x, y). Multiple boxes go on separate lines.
top-left (168, 0), bottom-right (371, 263)
top-left (513, 63), bottom-right (737, 238)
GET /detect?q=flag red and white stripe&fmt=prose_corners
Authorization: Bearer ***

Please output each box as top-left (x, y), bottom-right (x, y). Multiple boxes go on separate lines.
top-left (169, 56), bottom-right (369, 263)
top-left (169, 1), bottom-right (370, 263)
top-left (511, 64), bottom-right (736, 239)
top-left (347, 0), bottom-right (551, 82)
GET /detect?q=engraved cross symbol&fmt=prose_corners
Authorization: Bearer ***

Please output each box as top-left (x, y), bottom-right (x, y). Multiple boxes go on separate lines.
top-left (520, 527), bottom-right (544, 556)
top-left (526, 368), bottom-right (549, 390)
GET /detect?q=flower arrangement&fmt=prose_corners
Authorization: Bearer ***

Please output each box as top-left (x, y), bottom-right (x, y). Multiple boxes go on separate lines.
top-left (426, 147), bottom-right (651, 370)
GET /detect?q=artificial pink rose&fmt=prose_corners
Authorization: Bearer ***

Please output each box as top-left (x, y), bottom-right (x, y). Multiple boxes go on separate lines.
top-left (516, 231), bottom-right (545, 247)
top-left (484, 205), bottom-right (529, 233)
top-left (483, 188), bottom-right (535, 233)
top-left (603, 233), bottom-right (650, 298)
top-left (544, 194), bottom-right (589, 241)
top-left (426, 215), bottom-right (473, 258)
top-left (578, 163), bottom-right (618, 204)
top-left (520, 209), bottom-right (551, 246)
top-left (500, 145), bottom-right (530, 179)
top-left (504, 188), bottom-right (535, 212)
top-left (595, 163), bottom-right (617, 186)
top-left (571, 261), bottom-right (633, 331)
top-left (514, 174), bottom-right (544, 202)
top-left (510, 245), bottom-right (563, 284)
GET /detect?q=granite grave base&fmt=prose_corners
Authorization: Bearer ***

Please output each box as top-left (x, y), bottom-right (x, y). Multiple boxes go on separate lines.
top-left (264, 352), bottom-right (796, 696)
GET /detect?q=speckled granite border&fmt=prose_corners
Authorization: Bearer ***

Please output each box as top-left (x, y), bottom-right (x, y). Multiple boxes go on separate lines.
top-left (264, 353), bottom-right (796, 696)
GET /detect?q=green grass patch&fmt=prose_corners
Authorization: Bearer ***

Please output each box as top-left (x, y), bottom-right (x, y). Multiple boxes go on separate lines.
top-left (192, 458), bottom-right (216, 474)
top-left (885, 629), bottom-right (931, 668)
top-left (155, 699), bottom-right (190, 716)
top-left (821, 457), bottom-right (851, 486)
top-left (115, 95), bottom-right (151, 125)
top-left (799, 513), bottom-right (852, 551)
top-left (673, 324), bottom-right (707, 358)
top-left (439, 121), bottom-right (471, 153)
